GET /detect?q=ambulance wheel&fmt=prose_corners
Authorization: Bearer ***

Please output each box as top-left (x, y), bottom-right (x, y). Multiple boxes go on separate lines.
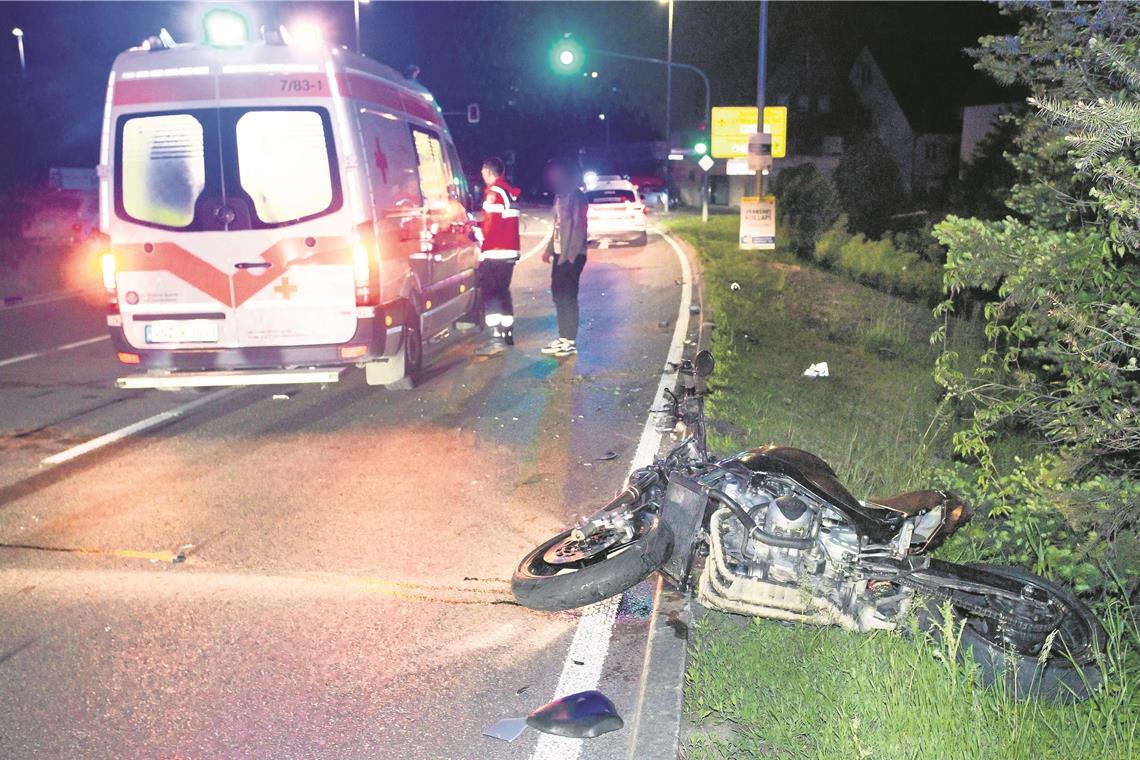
top-left (387, 311), bottom-right (423, 391)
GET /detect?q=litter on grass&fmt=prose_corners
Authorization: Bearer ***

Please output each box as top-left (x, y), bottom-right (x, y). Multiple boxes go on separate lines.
top-left (803, 362), bottom-right (830, 378)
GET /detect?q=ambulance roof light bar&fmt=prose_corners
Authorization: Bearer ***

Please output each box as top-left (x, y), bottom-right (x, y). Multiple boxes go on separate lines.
top-left (140, 27), bottom-right (178, 52)
top-left (202, 8), bottom-right (250, 48)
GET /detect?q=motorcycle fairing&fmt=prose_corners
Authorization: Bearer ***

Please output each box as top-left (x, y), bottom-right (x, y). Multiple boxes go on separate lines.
top-left (738, 446), bottom-right (902, 544)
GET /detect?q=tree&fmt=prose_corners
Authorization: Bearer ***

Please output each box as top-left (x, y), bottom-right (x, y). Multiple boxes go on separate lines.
top-left (948, 111), bottom-right (1022, 220)
top-left (932, 1), bottom-right (1140, 478)
top-left (835, 134), bottom-right (908, 237)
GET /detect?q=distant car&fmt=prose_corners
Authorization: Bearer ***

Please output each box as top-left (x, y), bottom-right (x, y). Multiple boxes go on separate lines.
top-left (585, 178), bottom-right (648, 247)
top-left (21, 190), bottom-right (98, 243)
top-left (630, 175), bottom-right (669, 212)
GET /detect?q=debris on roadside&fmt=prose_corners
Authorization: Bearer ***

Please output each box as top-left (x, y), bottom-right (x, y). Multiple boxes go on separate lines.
top-left (483, 717), bottom-right (528, 742)
top-left (527, 690), bottom-right (624, 739)
top-left (730, 282), bottom-right (741, 291)
top-left (803, 362), bottom-right (830, 378)
top-left (271, 393), bottom-right (291, 401)
top-left (596, 450), bottom-right (618, 462)
top-left (689, 304), bottom-right (700, 314)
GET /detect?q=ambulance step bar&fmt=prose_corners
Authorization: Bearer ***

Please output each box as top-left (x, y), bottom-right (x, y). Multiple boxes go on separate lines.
top-left (117, 368), bottom-right (346, 390)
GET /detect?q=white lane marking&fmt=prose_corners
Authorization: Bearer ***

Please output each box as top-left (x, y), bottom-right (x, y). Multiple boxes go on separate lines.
top-left (520, 221), bottom-right (553, 262)
top-left (0, 289), bottom-right (93, 311)
top-left (531, 230), bottom-right (693, 760)
top-left (0, 335), bottom-right (109, 368)
top-left (41, 389), bottom-right (231, 466)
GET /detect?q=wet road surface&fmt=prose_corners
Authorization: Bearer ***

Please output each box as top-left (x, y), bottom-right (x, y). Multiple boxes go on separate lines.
top-left (0, 215), bottom-right (696, 760)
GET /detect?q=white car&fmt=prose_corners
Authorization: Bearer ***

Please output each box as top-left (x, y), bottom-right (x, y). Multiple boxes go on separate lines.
top-left (585, 177), bottom-right (648, 247)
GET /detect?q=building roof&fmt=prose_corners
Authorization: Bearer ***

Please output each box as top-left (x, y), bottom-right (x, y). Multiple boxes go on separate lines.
top-left (860, 41), bottom-right (1017, 134)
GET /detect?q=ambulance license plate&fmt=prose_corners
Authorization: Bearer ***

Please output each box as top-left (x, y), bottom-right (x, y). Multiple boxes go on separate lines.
top-left (144, 320), bottom-right (220, 344)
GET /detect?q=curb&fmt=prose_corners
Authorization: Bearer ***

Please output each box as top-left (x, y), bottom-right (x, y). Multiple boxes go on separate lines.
top-left (610, 229), bottom-right (708, 760)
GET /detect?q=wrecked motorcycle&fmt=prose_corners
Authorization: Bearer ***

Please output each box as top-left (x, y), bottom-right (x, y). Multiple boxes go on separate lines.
top-left (513, 350), bottom-right (1105, 701)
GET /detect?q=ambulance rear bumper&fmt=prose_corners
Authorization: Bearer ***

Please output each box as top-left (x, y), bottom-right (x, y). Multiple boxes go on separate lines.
top-left (109, 313), bottom-right (402, 375)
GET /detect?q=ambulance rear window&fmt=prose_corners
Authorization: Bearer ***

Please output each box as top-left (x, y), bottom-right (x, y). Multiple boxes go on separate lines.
top-left (114, 107), bottom-right (341, 231)
top-left (120, 114), bottom-right (206, 228)
top-left (236, 110), bottom-right (334, 225)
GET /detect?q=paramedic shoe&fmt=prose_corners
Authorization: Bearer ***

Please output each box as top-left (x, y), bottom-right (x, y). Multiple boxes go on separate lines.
top-left (541, 338), bottom-right (568, 355)
top-left (471, 337), bottom-right (508, 357)
top-left (553, 340), bottom-right (577, 358)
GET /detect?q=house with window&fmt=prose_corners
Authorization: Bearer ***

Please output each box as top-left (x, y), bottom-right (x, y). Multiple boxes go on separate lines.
top-left (847, 45), bottom-right (961, 200)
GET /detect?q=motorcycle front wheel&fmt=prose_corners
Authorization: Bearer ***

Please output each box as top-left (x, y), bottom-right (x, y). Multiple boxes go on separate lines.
top-left (512, 513), bottom-right (673, 612)
top-left (918, 564), bottom-right (1107, 702)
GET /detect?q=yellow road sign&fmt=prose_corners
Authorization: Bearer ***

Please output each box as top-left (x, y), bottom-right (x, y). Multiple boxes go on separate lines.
top-left (763, 106), bottom-right (787, 158)
top-left (711, 106), bottom-right (758, 159)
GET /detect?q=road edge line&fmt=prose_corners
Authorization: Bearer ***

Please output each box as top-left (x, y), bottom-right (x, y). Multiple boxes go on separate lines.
top-left (530, 229), bottom-right (694, 760)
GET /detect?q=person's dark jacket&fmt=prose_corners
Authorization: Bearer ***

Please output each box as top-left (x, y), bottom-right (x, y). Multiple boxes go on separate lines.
top-left (547, 189), bottom-right (588, 264)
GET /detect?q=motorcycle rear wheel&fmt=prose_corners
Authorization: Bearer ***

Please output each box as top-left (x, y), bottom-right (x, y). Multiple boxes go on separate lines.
top-left (918, 564), bottom-right (1106, 702)
top-left (512, 513), bottom-right (673, 612)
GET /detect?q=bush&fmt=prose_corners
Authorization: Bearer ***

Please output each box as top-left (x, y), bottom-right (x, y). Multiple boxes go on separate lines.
top-left (813, 217), bottom-right (942, 301)
top-left (773, 164), bottom-right (841, 257)
top-left (934, 456), bottom-right (1140, 600)
top-left (835, 133), bottom-right (909, 237)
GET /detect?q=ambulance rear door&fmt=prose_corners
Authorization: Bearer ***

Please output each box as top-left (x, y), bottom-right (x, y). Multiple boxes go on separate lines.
top-left (112, 76), bottom-right (357, 351)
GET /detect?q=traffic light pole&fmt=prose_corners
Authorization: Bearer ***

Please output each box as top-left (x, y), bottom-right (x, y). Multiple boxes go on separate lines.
top-left (580, 46), bottom-right (711, 222)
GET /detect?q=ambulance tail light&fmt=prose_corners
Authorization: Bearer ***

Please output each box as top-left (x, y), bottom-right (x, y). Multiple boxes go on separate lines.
top-left (353, 236), bottom-right (378, 307)
top-left (100, 251), bottom-right (119, 313)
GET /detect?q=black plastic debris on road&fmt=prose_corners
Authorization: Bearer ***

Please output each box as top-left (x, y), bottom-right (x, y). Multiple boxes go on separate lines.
top-left (526, 690), bottom-right (624, 739)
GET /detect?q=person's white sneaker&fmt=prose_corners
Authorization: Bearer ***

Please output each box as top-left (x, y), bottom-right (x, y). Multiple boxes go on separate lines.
top-left (553, 340), bottom-right (577, 357)
top-left (540, 338), bottom-right (568, 355)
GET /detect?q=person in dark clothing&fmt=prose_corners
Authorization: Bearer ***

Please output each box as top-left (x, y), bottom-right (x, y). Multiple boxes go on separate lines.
top-left (540, 158), bottom-right (588, 358)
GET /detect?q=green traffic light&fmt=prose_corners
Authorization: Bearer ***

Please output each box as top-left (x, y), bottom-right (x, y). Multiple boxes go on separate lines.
top-left (551, 36), bottom-right (584, 75)
top-left (694, 141), bottom-right (708, 155)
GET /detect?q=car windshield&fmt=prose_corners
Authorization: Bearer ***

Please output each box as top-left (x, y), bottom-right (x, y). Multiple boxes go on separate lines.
top-left (115, 107), bottom-right (341, 231)
top-left (587, 189), bottom-right (636, 204)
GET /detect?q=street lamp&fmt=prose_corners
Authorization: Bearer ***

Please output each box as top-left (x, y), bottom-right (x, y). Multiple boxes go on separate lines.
top-left (659, 0), bottom-right (674, 143)
top-left (11, 27), bottom-right (25, 80)
top-left (599, 112), bottom-right (610, 151)
top-left (552, 37), bottom-right (712, 221)
top-left (551, 36), bottom-right (584, 74)
top-left (354, 0), bottom-right (371, 54)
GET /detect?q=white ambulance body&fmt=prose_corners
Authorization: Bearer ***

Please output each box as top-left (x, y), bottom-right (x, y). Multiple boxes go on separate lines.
top-left (100, 29), bottom-right (478, 389)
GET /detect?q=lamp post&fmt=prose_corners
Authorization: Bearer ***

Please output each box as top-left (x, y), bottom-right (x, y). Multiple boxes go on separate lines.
top-left (11, 27), bottom-right (25, 80)
top-left (598, 112), bottom-right (610, 151)
top-left (354, 0), bottom-right (370, 54)
top-left (659, 0), bottom-right (674, 143)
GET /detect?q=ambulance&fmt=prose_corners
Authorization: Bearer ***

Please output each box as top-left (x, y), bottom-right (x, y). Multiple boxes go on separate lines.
top-left (98, 13), bottom-right (480, 390)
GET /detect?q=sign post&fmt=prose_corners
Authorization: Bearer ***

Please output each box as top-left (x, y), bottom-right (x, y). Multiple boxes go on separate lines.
top-left (739, 195), bottom-right (776, 251)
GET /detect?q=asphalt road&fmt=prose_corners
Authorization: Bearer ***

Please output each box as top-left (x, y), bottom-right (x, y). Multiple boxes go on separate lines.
top-left (0, 216), bottom-right (696, 760)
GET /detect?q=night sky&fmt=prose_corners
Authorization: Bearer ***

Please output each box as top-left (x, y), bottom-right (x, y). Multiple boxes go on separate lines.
top-left (0, 1), bottom-right (1012, 188)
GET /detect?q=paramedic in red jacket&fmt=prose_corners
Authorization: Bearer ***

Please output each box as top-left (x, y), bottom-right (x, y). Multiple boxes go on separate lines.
top-left (474, 157), bottom-right (521, 357)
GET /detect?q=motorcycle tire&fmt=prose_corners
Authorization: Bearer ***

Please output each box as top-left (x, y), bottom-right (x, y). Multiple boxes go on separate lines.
top-left (917, 564), bottom-right (1106, 703)
top-left (512, 513), bottom-right (673, 612)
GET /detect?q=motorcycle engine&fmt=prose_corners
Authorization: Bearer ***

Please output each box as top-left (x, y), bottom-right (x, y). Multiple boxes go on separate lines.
top-left (701, 470), bottom-right (897, 632)
top-left (719, 478), bottom-right (824, 585)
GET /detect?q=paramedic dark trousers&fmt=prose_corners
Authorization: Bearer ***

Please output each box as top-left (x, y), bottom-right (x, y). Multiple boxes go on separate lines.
top-left (551, 254), bottom-right (586, 341)
top-left (478, 260), bottom-right (515, 331)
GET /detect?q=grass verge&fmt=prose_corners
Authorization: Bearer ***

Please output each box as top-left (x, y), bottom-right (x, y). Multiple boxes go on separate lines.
top-left (666, 215), bottom-right (1139, 760)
